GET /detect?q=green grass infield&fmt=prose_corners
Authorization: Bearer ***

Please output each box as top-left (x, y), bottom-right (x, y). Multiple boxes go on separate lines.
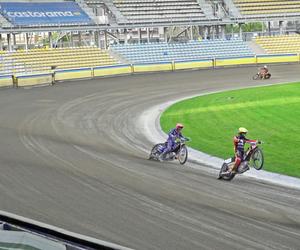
top-left (161, 82), bottom-right (300, 178)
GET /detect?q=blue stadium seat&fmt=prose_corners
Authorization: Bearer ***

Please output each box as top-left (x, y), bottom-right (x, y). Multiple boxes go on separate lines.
top-left (110, 39), bottom-right (254, 63)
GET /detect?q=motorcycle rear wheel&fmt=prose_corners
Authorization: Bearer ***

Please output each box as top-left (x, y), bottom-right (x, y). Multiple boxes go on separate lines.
top-left (178, 145), bottom-right (188, 165)
top-left (149, 143), bottom-right (164, 160)
top-left (218, 163), bottom-right (236, 181)
top-left (249, 148), bottom-right (264, 170)
top-left (252, 73), bottom-right (260, 80)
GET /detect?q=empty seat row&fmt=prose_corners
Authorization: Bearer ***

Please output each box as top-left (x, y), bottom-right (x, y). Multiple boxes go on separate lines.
top-left (112, 0), bottom-right (207, 24)
top-left (0, 47), bottom-right (119, 75)
top-left (254, 34), bottom-right (300, 54)
top-left (110, 39), bottom-right (254, 63)
top-left (233, 0), bottom-right (300, 17)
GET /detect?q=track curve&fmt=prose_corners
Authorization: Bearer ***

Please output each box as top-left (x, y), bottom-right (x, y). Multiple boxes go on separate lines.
top-left (0, 65), bottom-right (300, 249)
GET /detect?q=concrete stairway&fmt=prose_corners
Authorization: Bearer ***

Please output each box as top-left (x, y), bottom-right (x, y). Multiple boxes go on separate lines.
top-left (76, 0), bottom-right (100, 24)
top-left (196, 0), bottom-right (216, 19)
top-left (0, 14), bottom-right (13, 28)
top-left (222, 0), bottom-right (242, 18)
top-left (247, 40), bottom-right (266, 54)
top-left (102, 0), bottom-right (128, 24)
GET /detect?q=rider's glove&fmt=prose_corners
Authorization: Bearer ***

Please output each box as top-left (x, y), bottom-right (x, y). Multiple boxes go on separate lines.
top-left (257, 140), bottom-right (262, 144)
top-left (185, 137), bottom-right (191, 141)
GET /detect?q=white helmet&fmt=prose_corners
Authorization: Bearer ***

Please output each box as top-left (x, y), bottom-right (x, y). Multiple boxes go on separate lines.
top-left (264, 65), bottom-right (268, 69)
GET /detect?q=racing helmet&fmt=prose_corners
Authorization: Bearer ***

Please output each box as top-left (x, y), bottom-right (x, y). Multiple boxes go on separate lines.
top-left (176, 123), bottom-right (184, 130)
top-left (238, 127), bottom-right (248, 134)
top-left (263, 65), bottom-right (268, 69)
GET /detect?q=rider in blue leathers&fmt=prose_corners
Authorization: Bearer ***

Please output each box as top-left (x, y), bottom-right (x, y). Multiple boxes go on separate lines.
top-left (159, 123), bottom-right (187, 161)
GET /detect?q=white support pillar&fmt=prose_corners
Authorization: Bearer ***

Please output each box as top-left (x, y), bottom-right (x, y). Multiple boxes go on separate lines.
top-left (279, 21), bottom-right (284, 35)
top-left (220, 25), bottom-right (226, 39)
top-left (198, 26), bottom-right (202, 39)
top-left (116, 30), bottom-right (120, 44)
top-left (90, 31), bottom-right (94, 46)
top-left (164, 27), bottom-right (168, 42)
top-left (215, 26), bottom-right (220, 39)
top-left (78, 31), bottom-right (82, 47)
top-left (211, 26), bottom-right (215, 39)
top-left (239, 24), bottom-right (243, 39)
top-left (12, 34), bottom-right (16, 49)
top-left (99, 31), bottom-right (102, 48)
top-left (95, 30), bottom-right (101, 48)
top-left (207, 26), bottom-right (211, 39)
top-left (124, 29), bottom-right (128, 44)
top-left (0, 34), bottom-right (2, 51)
top-left (104, 31), bottom-right (108, 49)
top-left (7, 34), bottom-right (12, 51)
top-left (70, 32), bottom-right (74, 47)
top-left (204, 26), bottom-right (208, 39)
top-left (147, 28), bottom-right (150, 43)
top-left (25, 33), bottom-right (29, 51)
top-left (138, 28), bottom-right (142, 43)
top-left (49, 32), bottom-right (53, 48)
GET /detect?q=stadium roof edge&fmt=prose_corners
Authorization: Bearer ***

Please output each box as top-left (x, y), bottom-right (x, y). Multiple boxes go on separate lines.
top-left (0, 22), bottom-right (224, 33)
top-left (1, 16), bottom-right (300, 33)
top-left (1, 16), bottom-right (299, 33)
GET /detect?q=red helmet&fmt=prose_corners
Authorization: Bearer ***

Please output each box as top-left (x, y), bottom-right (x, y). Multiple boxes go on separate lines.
top-left (176, 123), bottom-right (184, 129)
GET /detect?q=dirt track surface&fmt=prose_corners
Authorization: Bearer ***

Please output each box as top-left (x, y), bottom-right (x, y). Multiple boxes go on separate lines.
top-left (0, 65), bottom-right (300, 250)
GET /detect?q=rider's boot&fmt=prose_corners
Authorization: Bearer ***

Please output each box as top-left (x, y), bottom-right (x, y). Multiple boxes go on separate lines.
top-left (220, 171), bottom-right (231, 177)
top-left (170, 152), bottom-right (176, 159)
top-left (222, 169), bottom-right (236, 176)
top-left (223, 160), bottom-right (240, 175)
top-left (159, 145), bottom-right (171, 162)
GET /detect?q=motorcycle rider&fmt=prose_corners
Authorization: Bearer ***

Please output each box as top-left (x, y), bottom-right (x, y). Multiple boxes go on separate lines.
top-left (225, 127), bottom-right (257, 174)
top-left (259, 65), bottom-right (269, 79)
top-left (159, 123), bottom-right (188, 161)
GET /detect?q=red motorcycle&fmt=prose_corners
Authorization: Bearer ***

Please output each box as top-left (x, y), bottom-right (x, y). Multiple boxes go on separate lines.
top-left (253, 72), bottom-right (271, 80)
top-left (218, 141), bottom-right (264, 181)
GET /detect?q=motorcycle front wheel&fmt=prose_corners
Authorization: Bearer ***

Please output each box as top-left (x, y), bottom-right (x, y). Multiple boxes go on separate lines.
top-left (149, 143), bottom-right (164, 160)
top-left (264, 73), bottom-right (271, 79)
top-left (249, 148), bottom-right (264, 170)
top-left (178, 145), bottom-right (188, 165)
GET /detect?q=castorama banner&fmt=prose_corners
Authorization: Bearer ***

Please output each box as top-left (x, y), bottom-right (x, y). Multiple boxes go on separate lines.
top-left (0, 2), bottom-right (94, 26)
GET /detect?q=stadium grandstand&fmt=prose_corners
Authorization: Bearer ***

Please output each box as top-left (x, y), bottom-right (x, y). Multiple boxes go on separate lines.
top-left (0, 0), bottom-right (299, 75)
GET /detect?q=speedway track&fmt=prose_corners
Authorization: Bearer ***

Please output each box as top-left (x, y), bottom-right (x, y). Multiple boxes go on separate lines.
top-left (0, 65), bottom-right (300, 250)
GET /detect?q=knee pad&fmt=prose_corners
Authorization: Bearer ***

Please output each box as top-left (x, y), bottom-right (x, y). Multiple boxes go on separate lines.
top-left (235, 157), bottom-right (241, 166)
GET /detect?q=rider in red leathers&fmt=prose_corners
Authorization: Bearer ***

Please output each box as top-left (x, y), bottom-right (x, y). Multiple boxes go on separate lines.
top-left (229, 127), bottom-right (257, 174)
top-left (259, 65), bottom-right (269, 79)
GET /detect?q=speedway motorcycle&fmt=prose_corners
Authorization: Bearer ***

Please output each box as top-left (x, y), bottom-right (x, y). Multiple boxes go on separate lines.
top-left (253, 72), bottom-right (271, 80)
top-left (218, 141), bottom-right (264, 181)
top-left (149, 138), bottom-right (189, 165)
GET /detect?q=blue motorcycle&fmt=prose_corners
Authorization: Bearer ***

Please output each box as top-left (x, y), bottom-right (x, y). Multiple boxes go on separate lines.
top-left (149, 138), bottom-right (189, 165)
